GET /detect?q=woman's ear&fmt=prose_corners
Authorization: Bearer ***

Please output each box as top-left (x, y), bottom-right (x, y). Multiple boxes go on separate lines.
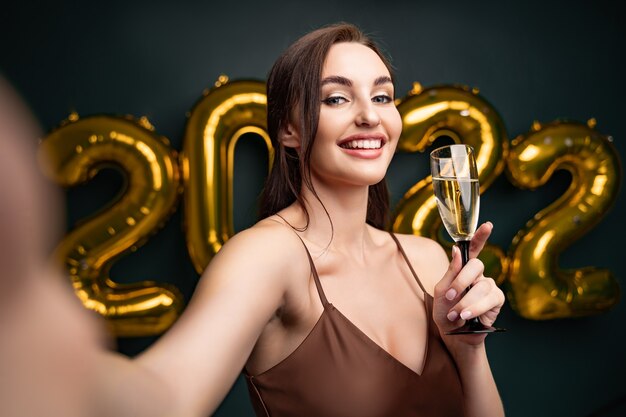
top-left (278, 121), bottom-right (301, 149)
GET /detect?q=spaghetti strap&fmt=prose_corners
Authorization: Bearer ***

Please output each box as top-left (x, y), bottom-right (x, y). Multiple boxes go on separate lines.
top-left (294, 234), bottom-right (329, 307)
top-left (271, 214), bottom-right (329, 306)
top-left (388, 233), bottom-right (429, 296)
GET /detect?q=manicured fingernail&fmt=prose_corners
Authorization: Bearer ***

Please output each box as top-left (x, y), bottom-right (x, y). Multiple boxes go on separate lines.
top-left (445, 288), bottom-right (457, 301)
top-left (487, 221), bottom-right (493, 228)
top-left (447, 310), bottom-right (459, 321)
top-left (451, 246), bottom-right (458, 260)
top-left (460, 310), bottom-right (472, 320)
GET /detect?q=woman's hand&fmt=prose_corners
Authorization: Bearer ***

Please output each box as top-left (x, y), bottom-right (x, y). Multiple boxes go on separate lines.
top-left (432, 222), bottom-right (505, 350)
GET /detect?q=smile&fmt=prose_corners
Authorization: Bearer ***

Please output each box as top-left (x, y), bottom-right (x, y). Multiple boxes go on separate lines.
top-left (337, 135), bottom-right (387, 160)
top-left (339, 139), bottom-right (383, 149)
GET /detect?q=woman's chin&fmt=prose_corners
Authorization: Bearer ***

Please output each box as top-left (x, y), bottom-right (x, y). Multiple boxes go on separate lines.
top-left (344, 173), bottom-right (389, 187)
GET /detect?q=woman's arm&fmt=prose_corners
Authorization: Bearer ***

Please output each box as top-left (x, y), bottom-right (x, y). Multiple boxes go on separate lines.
top-left (90, 350), bottom-right (179, 417)
top-left (432, 223), bottom-right (506, 417)
top-left (129, 223), bottom-right (304, 416)
top-left (448, 343), bottom-right (505, 417)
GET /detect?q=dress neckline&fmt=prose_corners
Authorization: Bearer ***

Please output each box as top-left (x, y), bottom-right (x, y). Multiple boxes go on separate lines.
top-left (247, 232), bottom-right (432, 379)
top-left (328, 298), bottom-right (432, 377)
top-left (247, 298), bottom-right (432, 379)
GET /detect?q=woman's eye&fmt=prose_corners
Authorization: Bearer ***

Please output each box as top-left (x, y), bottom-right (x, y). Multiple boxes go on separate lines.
top-left (372, 94), bottom-right (393, 104)
top-left (322, 96), bottom-right (348, 106)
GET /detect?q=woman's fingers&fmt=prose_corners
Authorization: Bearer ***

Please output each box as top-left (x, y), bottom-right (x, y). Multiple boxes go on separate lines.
top-left (469, 222), bottom-right (493, 258)
top-left (434, 245), bottom-right (463, 297)
top-left (446, 277), bottom-right (504, 323)
top-left (439, 258), bottom-right (484, 303)
top-left (434, 237), bottom-right (505, 337)
top-left (435, 222), bottom-right (493, 300)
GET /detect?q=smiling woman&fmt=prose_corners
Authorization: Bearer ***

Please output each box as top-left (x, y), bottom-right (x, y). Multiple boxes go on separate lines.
top-left (131, 22), bottom-right (506, 417)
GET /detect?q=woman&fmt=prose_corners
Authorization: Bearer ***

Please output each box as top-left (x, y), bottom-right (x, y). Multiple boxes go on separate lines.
top-left (137, 23), bottom-right (505, 416)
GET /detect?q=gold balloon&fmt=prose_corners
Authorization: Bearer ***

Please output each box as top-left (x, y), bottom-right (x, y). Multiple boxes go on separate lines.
top-left (392, 85), bottom-right (509, 282)
top-left (182, 79), bottom-right (272, 273)
top-left (38, 114), bottom-right (183, 336)
top-left (506, 121), bottom-right (621, 319)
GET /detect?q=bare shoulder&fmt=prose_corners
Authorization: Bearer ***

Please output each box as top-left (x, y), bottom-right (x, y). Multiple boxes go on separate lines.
top-left (217, 217), bottom-right (305, 258)
top-left (392, 233), bottom-right (450, 295)
top-left (197, 216), bottom-right (309, 293)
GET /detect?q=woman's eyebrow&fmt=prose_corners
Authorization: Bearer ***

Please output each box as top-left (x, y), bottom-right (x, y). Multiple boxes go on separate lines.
top-left (321, 75), bottom-right (352, 87)
top-left (320, 75), bottom-right (392, 87)
top-left (374, 76), bottom-right (393, 86)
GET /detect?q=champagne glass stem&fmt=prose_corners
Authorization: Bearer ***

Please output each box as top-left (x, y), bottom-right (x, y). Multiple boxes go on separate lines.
top-left (457, 240), bottom-right (483, 330)
top-left (458, 239), bottom-right (470, 266)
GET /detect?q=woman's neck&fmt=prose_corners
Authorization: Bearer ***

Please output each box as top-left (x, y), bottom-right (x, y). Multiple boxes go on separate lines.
top-left (293, 179), bottom-right (374, 260)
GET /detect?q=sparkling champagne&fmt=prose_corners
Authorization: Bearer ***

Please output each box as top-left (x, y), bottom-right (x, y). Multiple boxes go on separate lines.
top-left (432, 177), bottom-right (479, 242)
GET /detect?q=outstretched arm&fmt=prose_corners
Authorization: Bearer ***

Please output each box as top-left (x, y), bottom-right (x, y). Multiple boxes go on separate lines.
top-left (128, 224), bottom-right (300, 416)
top-left (90, 350), bottom-right (178, 417)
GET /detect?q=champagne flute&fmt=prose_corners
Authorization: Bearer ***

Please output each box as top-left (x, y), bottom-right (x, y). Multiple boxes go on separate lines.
top-left (430, 144), bottom-right (504, 335)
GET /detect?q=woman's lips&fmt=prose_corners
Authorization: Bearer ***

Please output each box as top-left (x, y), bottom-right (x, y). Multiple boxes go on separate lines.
top-left (337, 134), bottom-right (386, 159)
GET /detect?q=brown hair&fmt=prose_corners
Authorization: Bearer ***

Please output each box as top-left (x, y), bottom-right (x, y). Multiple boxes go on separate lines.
top-left (259, 22), bottom-right (393, 229)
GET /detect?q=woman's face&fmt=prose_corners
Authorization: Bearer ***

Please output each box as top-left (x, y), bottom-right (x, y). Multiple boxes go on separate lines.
top-left (309, 42), bottom-right (402, 188)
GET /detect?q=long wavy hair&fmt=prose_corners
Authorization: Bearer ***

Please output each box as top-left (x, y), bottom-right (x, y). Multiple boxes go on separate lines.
top-left (258, 23), bottom-right (394, 230)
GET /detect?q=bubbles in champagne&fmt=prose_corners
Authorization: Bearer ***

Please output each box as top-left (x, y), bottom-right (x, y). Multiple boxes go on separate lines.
top-left (432, 177), bottom-right (480, 241)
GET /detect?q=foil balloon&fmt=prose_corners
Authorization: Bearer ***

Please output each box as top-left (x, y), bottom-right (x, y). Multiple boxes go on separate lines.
top-left (506, 120), bottom-right (621, 319)
top-left (38, 114), bottom-right (183, 336)
top-left (182, 77), bottom-right (271, 273)
top-left (392, 84), bottom-right (509, 282)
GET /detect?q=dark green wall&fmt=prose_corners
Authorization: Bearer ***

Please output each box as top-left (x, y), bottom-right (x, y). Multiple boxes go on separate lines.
top-left (1, 1), bottom-right (624, 416)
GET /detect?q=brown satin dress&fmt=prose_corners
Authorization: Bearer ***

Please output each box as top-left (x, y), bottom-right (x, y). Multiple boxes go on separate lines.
top-left (245, 233), bottom-right (466, 417)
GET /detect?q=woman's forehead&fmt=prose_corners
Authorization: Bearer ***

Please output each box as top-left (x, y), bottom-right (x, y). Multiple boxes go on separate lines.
top-left (321, 42), bottom-right (390, 81)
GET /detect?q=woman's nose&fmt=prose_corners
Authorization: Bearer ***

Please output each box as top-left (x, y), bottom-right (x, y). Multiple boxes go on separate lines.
top-left (355, 100), bottom-right (381, 127)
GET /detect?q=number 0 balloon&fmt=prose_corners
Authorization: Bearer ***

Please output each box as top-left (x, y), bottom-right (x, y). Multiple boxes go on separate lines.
top-left (181, 79), bottom-right (271, 273)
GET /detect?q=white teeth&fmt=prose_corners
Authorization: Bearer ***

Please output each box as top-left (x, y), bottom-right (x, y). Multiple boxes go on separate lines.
top-left (343, 139), bottom-right (382, 149)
